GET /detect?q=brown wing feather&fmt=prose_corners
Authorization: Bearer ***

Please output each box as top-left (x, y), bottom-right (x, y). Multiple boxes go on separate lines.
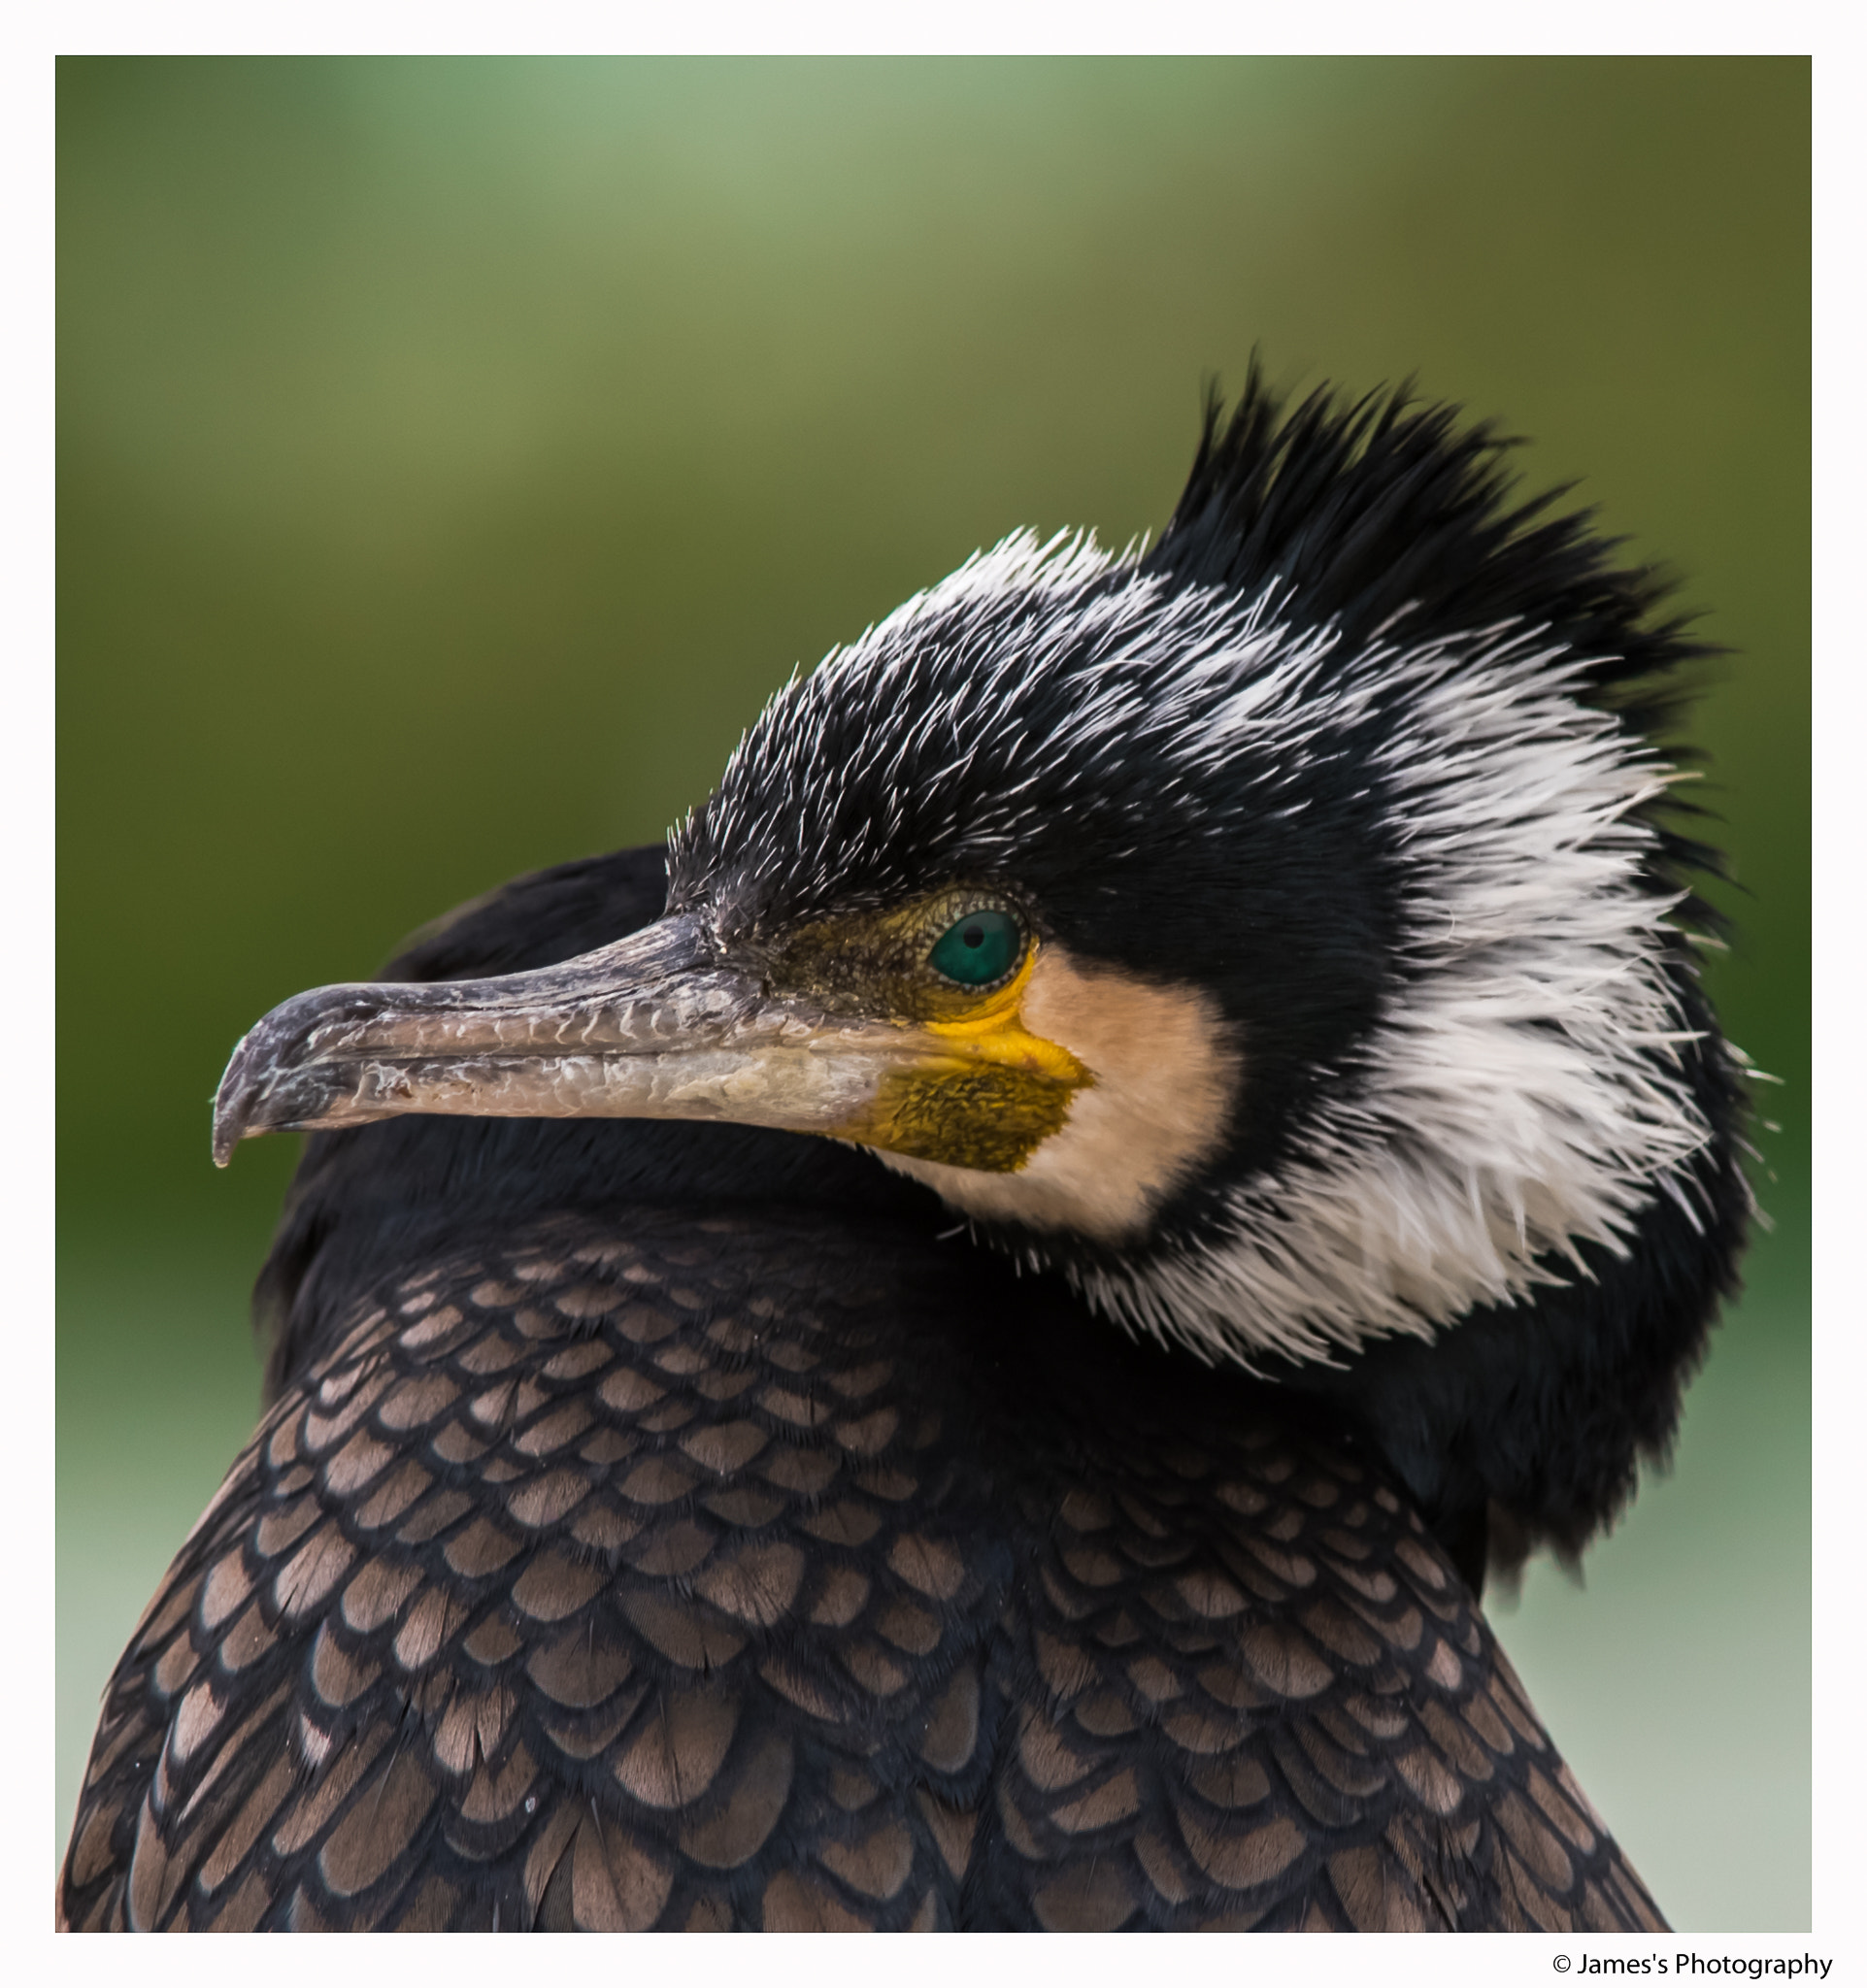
top-left (984, 1407), bottom-right (1665, 1930)
top-left (59, 1208), bottom-right (1664, 1933)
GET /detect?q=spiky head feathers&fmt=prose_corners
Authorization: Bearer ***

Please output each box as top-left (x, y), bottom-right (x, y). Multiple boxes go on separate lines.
top-left (668, 374), bottom-right (1738, 1374)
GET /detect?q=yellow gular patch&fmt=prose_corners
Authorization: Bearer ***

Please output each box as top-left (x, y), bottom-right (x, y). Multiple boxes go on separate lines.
top-left (829, 946), bottom-right (1093, 1172)
top-left (876, 943), bottom-right (1243, 1243)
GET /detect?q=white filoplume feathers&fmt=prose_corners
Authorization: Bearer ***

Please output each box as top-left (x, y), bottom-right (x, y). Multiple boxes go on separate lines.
top-left (680, 530), bottom-right (1723, 1370)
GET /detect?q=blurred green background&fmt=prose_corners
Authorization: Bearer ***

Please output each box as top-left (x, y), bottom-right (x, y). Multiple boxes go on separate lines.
top-left (57, 56), bottom-right (1809, 1924)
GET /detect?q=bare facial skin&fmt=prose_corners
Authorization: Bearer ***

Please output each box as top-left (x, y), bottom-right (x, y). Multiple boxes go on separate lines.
top-left (880, 944), bottom-right (1242, 1243)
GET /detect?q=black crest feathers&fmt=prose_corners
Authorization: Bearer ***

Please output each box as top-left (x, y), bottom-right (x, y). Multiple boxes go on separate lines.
top-left (1145, 363), bottom-right (1729, 927)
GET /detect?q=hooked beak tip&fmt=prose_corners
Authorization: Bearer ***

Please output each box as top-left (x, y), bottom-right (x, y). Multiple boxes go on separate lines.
top-left (211, 1038), bottom-right (255, 1167)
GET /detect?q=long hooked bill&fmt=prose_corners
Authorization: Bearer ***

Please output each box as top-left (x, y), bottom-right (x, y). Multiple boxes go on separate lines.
top-left (211, 912), bottom-right (946, 1168)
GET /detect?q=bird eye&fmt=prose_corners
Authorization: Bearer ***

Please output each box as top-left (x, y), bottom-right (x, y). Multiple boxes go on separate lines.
top-left (927, 908), bottom-right (1022, 988)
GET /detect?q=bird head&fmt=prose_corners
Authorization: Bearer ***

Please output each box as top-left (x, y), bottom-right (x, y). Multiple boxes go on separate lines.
top-left (216, 370), bottom-right (1750, 1429)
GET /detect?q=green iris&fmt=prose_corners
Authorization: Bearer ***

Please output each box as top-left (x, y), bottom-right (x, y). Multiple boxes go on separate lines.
top-left (928, 908), bottom-right (1022, 988)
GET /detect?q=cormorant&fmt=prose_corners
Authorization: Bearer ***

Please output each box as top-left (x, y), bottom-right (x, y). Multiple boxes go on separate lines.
top-left (60, 370), bottom-right (1750, 1933)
